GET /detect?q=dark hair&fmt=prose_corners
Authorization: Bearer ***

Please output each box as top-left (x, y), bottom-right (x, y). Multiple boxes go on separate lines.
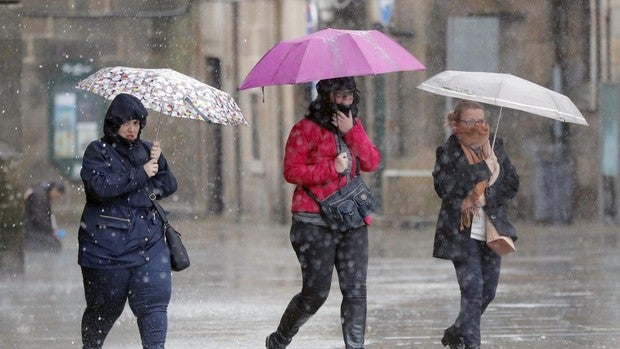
top-left (315, 77), bottom-right (359, 102)
top-left (54, 182), bottom-right (65, 193)
top-left (310, 76), bottom-right (360, 118)
top-left (41, 181), bottom-right (65, 194)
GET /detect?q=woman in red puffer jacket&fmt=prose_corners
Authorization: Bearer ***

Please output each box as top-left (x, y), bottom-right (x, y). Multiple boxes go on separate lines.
top-left (266, 77), bottom-right (380, 349)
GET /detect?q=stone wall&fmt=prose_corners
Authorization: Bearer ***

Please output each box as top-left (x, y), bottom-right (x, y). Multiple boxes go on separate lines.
top-left (389, 0), bottom-right (599, 223)
top-left (0, 3), bottom-right (24, 275)
top-left (0, 0), bottom-right (613, 229)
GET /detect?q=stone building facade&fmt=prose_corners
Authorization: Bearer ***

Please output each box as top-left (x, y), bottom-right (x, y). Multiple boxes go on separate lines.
top-left (4, 0), bottom-right (307, 226)
top-left (1, 0), bottom-right (619, 235)
top-left (386, 0), bottom-right (598, 225)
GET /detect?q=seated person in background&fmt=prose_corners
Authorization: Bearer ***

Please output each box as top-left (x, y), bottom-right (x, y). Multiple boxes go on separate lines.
top-left (23, 181), bottom-right (65, 252)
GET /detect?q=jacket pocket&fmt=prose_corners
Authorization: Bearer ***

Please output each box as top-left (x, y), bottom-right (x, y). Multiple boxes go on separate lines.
top-left (97, 214), bottom-right (131, 228)
top-left (95, 215), bottom-right (131, 254)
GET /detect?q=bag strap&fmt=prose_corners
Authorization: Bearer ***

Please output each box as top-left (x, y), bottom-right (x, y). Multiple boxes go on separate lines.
top-left (148, 194), bottom-right (170, 226)
top-left (108, 143), bottom-right (170, 226)
top-left (302, 156), bottom-right (361, 208)
top-left (302, 186), bottom-right (322, 207)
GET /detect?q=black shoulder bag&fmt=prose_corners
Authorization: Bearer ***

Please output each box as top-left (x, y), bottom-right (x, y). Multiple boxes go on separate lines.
top-left (148, 194), bottom-right (190, 272)
top-left (303, 159), bottom-right (376, 232)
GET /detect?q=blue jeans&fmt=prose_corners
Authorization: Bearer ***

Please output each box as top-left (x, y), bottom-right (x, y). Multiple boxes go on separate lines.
top-left (451, 238), bottom-right (501, 348)
top-left (81, 247), bottom-right (171, 349)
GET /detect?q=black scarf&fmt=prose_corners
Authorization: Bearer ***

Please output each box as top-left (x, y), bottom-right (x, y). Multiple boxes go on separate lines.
top-left (305, 99), bottom-right (358, 133)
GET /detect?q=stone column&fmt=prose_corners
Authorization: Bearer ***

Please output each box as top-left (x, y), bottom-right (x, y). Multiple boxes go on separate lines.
top-left (0, 4), bottom-right (25, 276)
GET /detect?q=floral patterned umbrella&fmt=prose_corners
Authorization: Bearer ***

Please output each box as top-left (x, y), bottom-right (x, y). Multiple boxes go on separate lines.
top-left (76, 66), bottom-right (247, 127)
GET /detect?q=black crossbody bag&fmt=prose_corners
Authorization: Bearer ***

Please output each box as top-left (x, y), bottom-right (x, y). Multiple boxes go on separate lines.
top-left (148, 194), bottom-right (190, 272)
top-left (303, 160), bottom-right (376, 232)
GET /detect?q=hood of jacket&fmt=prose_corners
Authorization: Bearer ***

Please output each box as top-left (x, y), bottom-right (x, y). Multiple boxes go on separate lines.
top-left (103, 93), bottom-right (148, 144)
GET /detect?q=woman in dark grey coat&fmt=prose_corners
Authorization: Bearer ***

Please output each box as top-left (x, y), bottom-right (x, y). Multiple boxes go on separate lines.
top-left (78, 93), bottom-right (177, 349)
top-left (23, 181), bottom-right (65, 252)
top-left (432, 100), bottom-right (519, 349)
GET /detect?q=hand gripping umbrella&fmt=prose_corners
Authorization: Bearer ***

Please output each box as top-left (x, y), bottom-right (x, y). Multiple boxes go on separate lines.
top-left (76, 66), bottom-right (247, 138)
top-left (239, 28), bottom-right (426, 90)
top-left (417, 70), bottom-right (588, 147)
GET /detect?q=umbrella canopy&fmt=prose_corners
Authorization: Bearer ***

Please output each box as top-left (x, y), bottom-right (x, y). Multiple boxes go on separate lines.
top-left (417, 70), bottom-right (588, 125)
top-left (239, 28), bottom-right (426, 90)
top-left (76, 66), bottom-right (247, 127)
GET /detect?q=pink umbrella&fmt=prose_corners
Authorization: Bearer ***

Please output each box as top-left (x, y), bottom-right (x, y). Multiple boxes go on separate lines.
top-left (239, 28), bottom-right (426, 90)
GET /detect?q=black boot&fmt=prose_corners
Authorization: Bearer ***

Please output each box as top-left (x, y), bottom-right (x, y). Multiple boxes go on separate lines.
top-left (265, 300), bottom-right (313, 349)
top-left (341, 302), bottom-right (366, 349)
top-left (441, 326), bottom-right (464, 349)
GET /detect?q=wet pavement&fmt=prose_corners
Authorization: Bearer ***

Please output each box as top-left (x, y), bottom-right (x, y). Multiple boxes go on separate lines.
top-left (1, 217), bottom-right (618, 348)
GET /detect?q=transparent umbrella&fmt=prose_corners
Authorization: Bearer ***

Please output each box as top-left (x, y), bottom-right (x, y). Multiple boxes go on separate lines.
top-left (417, 70), bottom-right (588, 146)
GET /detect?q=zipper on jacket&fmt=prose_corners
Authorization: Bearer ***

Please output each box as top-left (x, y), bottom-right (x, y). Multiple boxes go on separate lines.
top-left (99, 214), bottom-right (131, 223)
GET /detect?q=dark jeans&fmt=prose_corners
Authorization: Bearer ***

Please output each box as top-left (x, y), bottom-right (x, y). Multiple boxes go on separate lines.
top-left (451, 238), bottom-right (501, 348)
top-left (81, 247), bottom-right (171, 349)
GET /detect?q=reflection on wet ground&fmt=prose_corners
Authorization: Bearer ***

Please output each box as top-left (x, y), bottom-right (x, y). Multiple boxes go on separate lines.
top-left (0, 219), bottom-right (618, 348)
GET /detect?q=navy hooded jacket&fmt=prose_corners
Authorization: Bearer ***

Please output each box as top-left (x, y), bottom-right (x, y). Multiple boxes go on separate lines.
top-left (78, 93), bottom-right (178, 269)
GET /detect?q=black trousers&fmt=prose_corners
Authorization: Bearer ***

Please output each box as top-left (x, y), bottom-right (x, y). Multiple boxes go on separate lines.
top-left (451, 238), bottom-right (501, 348)
top-left (289, 220), bottom-right (369, 314)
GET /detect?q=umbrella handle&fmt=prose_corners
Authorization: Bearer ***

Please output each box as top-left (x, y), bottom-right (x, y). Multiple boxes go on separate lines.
top-left (335, 116), bottom-right (343, 153)
top-left (492, 107), bottom-right (503, 150)
top-left (155, 113), bottom-right (163, 142)
top-left (155, 102), bottom-right (165, 142)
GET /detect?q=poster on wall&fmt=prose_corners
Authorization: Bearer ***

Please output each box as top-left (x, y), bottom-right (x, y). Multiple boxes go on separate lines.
top-left (77, 122), bottom-right (98, 155)
top-left (53, 92), bottom-right (77, 159)
top-left (49, 61), bottom-right (103, 180)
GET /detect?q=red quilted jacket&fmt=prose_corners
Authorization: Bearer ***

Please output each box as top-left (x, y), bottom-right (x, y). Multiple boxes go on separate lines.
top-left (283, 117), bottom-right (381, 213)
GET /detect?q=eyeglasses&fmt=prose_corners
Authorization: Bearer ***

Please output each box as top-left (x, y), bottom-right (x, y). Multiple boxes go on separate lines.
top-left (334, 90), bottom-right (355, 99)
top-left (458, 119), bottom-right (487, 126)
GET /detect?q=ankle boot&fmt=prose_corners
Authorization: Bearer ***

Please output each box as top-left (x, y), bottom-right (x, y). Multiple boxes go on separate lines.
top-left (441, 326), bottom-right (464, 349)
top-left (341, 302), bottom-right (366, 349)
top-left (265, 300), bottom-right (313, 349)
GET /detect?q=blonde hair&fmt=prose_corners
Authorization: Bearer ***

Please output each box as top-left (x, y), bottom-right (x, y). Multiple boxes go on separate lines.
top-left (446, 100), bottom-right (486, 126)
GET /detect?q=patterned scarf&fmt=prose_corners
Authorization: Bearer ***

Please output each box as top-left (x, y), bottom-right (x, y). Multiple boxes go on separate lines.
top-left (459, 144), bottom-right (490, 230)
top-left (455, 122), bottom-right (491, 231)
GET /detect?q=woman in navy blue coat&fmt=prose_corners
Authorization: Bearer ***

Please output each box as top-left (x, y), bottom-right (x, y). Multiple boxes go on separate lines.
top-left (432, 100), bottom-right (519, 349)
top-left (78, 93), bottom-right (177, 349)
